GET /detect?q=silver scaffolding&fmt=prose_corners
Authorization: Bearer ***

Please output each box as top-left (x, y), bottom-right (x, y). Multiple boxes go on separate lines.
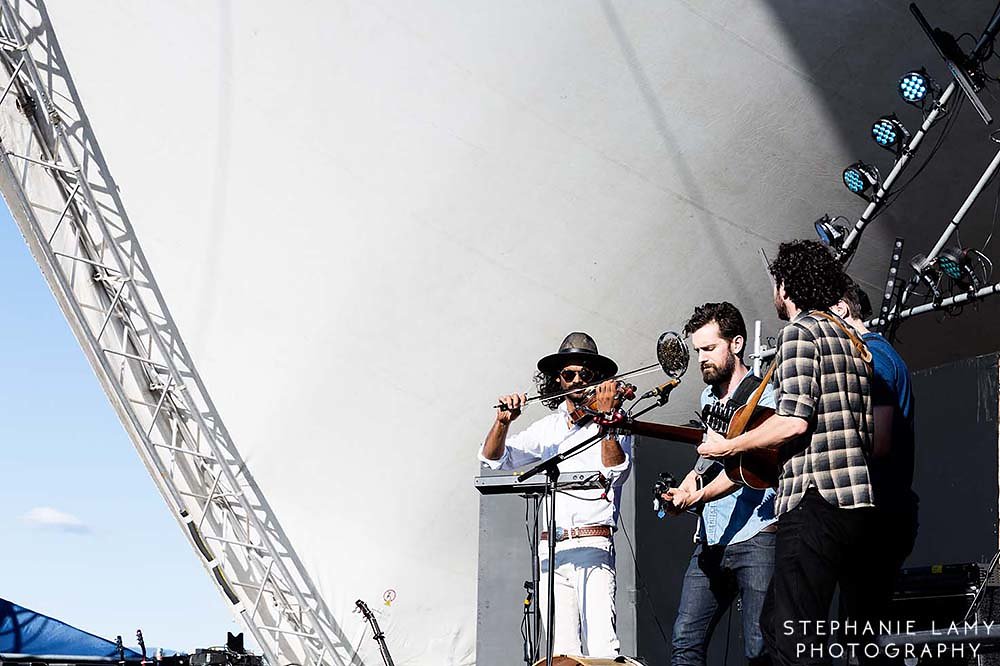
top-left (0, 2), bottom-right (360, 665)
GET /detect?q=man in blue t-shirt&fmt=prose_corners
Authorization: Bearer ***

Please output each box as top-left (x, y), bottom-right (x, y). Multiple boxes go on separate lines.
top-left (832, 283), bottom-right (918, 636)
top-left (662, 302), bottom-right (775, 666)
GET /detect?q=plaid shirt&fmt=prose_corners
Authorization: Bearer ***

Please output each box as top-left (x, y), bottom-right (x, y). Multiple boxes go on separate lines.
top-left (773, 310), bottom-right (874, 515)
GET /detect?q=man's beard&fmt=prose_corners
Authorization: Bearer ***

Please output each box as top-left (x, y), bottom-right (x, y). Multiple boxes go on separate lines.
top-left (774, 291), bottom-right (789, 321)
top-left (701, 353), bottom-right (736, 386)
top-left (565, 386), bottom-right (589, 404)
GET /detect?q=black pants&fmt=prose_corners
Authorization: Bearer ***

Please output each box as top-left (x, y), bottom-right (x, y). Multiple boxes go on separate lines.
top-left (838, 502), bottom-right (918, 665)
top-left (760, 488), bottom-right (878, 666)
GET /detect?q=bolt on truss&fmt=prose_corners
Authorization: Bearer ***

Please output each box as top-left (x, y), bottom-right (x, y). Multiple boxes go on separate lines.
top-left (0, 2), bottom-right (361, 665)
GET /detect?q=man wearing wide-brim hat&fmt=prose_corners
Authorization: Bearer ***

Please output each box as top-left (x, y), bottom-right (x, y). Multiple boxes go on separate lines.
top-left (479, 332), bottom-right (632, 658)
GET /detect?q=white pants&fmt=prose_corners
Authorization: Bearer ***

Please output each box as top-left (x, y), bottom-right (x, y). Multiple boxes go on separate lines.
top-left (538, 536), bottom-right (619, 658)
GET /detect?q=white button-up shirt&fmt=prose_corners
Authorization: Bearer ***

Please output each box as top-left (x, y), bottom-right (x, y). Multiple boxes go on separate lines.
top-left (479, 403), bottom-right (633, 531)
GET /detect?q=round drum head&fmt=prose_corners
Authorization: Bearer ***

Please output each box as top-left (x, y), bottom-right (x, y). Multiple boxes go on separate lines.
top-left (532, 656), bottom-right (644, 666)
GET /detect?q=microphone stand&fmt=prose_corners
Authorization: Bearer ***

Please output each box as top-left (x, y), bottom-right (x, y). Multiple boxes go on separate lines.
top-left (516, 389), bottom-right (676, 666)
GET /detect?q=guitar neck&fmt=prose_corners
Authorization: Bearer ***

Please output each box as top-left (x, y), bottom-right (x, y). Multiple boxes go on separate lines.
top-left (623, 420), bottom-right (703, 444)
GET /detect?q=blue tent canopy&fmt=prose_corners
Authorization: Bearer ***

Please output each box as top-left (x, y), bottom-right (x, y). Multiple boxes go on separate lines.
top-left (0, 599), bottom-right (144, 662)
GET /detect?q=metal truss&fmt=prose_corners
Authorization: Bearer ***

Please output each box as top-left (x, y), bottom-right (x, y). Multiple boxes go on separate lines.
top-left (0, 2), bottom-right (360, 665)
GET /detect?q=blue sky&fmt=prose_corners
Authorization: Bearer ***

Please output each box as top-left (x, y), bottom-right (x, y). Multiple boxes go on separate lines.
top-left (0, 207), bottom-right (247, 651)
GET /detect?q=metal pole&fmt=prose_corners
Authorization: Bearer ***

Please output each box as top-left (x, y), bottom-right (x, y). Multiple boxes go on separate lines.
top-left (879, 281), bottom-right (1000, 323)
top-left (839, 82), bottom-right (957, 260)
top-left (752, 280), bottom-right (1000, 362)
top-left (531, 495), bottom-right (541, 661)
top-left (926, 146), bottom-right (1000, 261)
top-left (752, 320), bottom-right (762, 376)
top-left (544, 470), bottom-right (558, 666)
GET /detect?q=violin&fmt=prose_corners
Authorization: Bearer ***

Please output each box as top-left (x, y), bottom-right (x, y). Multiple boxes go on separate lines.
top-left (566, 381), bottom-right (637, 425)
top-left (494, 330), bottom-right (691, 412)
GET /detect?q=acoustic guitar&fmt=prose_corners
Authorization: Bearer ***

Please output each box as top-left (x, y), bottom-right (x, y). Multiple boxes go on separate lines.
top-left (622, 365), bottom-right (781, 490)
top-left (719, 403), bottom-right (779, 489)
top-left (621, 416), bottom-right (777, 489)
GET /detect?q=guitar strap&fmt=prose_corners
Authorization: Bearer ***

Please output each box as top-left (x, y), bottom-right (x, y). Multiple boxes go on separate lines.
top-left (810, 310), bottom-right (873, 364)
top-left (727, 361), bottom-right (776, 436)
top-left (695, 366), bottom-right (774, 476)
top-left (719, 311), bottom-right (866, 445)
top-left (730, 372), bottom-right (763, 406)
top-left (694, 314), bottom-right (863, 488)
top-left (728, 308), bottom-right (868, 433)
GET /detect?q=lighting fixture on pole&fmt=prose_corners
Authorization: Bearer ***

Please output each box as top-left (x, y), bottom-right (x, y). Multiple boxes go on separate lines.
top-left (897, 68), bottom-right (941, 109)
top-left (842, 162), bottom-right (881, 202)
top-left (871, 115), bottom-right (911, 156)
top-left (814, 215), bottom-right (847, 249)
top-left (937, 246), bottom-right (989, 292)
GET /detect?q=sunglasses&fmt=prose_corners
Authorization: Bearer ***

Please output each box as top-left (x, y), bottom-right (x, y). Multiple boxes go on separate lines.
top-left (559, 367), bottom-right (596, 383)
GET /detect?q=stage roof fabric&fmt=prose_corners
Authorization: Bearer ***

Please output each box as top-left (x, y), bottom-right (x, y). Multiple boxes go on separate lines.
top-left (0, 599), bottom-right (144, 662)
top-left (6, 2), bottom-right (1000, 665)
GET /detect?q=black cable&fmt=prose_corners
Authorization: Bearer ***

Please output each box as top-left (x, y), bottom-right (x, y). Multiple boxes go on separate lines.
top-left (557, 490), bottom-right (608, 501)
top-left (617, 516), bottom-right (672, 650)
top-left (899, 94), bottom-right (964, 192)
top-left (520, 606), bottom-right (531, 666)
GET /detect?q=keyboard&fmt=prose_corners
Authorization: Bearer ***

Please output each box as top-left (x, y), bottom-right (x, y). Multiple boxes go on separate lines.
top-left (474, 470), bottom-right (608, 496)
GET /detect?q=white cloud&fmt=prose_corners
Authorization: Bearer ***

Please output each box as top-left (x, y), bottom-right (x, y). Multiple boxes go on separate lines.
top-left (21, 506), bottom-right (90, 534)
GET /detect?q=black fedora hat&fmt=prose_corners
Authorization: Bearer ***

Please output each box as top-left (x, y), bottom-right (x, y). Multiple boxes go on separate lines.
top-left (537, 332), bottom-right (618, 378)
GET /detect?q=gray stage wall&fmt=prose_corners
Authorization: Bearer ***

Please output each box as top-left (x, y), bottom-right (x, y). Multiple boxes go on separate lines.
top-left (474, 437), bottom-right (740, 665)
top-left (907, 353), bottom-right (999, 567)
top-left (478, 353), bottom-right (1000, 665)
top-left (475, 468), bottom-right (637, 665)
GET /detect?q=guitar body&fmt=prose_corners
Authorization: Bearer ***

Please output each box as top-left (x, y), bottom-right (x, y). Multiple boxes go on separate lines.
top-left (724, 404), bottom-right (779, 489)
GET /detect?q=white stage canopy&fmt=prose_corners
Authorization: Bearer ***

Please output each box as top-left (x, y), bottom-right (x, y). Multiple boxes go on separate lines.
top-left (5, 2), bottom-right (1000, 664)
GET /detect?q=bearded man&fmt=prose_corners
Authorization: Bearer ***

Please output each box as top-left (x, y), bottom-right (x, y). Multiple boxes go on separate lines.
top-left (663, 302), bottom-right (775, 666)
top-left (698, 240), bottom-right (875, 666)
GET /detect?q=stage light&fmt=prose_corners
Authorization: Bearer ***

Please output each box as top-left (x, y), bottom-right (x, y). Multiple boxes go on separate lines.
top-left (871, 115), bottom-right (910, 155)
top-left (898, 69), bottom-right (939, 108)
top-left (814, 215), bottom-right (847, 249)
top-left (936, 246), bottom-right (985, 291)
top-left (937, 247), bottom-right (967, 280)
top-left (842, 162), bottom-right (881, 201)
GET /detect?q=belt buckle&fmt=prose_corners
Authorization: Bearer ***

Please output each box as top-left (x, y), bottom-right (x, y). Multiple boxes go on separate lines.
top-left (555, 527), bottom-right (567, 541)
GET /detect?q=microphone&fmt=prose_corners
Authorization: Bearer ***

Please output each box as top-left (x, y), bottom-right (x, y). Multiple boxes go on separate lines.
top-left (639, 378), bottom-right (680, 400)
top-left (656, 331), bottom-right (691, 379)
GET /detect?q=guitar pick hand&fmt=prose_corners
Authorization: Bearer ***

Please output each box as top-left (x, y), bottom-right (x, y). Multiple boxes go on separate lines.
top-left (660, 487), bottom-right (700, 513)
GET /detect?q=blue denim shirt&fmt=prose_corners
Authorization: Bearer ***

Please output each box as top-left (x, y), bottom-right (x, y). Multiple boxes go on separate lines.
top-left (697, 371), bottom-right (777, 546)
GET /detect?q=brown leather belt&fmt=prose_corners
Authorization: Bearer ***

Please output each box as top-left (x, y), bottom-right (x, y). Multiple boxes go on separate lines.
top-left (540, 525), bottom-right (612, 542)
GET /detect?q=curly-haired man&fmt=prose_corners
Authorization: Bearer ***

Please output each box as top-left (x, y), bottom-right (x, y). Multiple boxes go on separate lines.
top-left (698, 240), bottom-right (875, 665)
top-left (480, 332), bottom-right (632, 658)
